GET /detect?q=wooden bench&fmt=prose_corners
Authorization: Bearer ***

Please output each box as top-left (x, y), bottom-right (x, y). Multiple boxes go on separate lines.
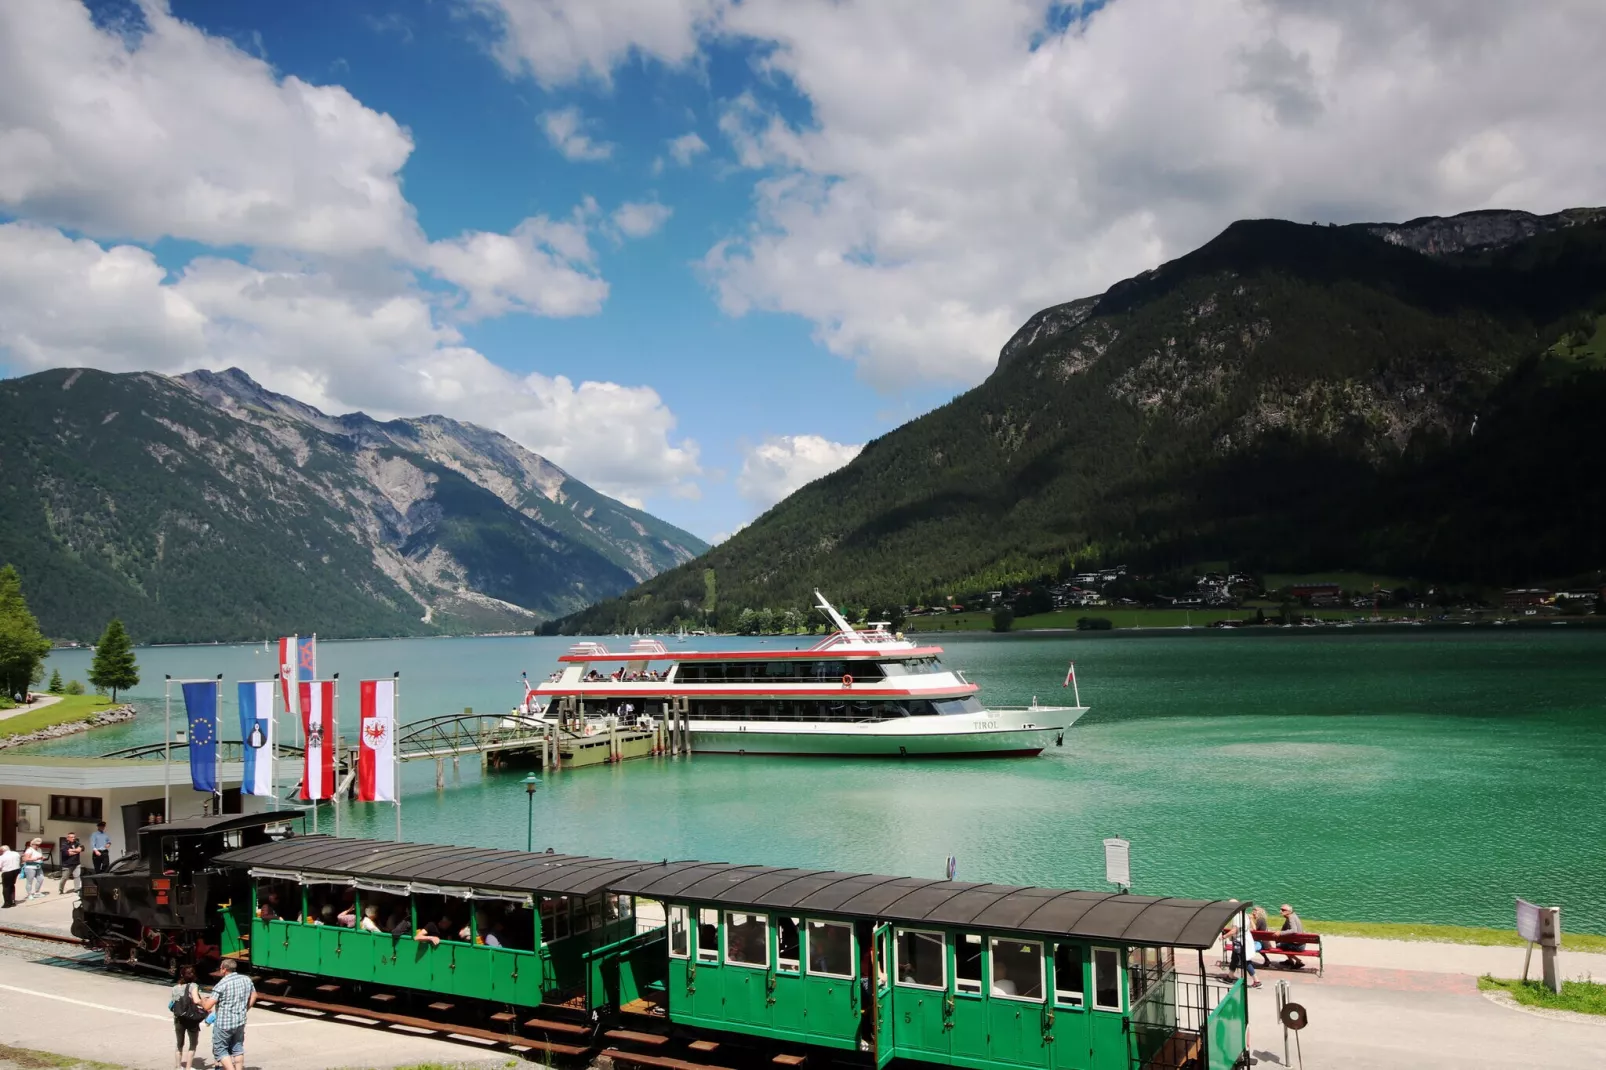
top-left (1251, 930), bottom-right (1324, 975)
top-left (605, 1029), bottom-right (670, 1047)
top-left (603, 1047), bottom-right (733, 1070)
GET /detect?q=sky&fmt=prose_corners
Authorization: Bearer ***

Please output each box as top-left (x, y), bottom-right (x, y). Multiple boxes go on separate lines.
top-left (1, 1), bottom-right (1603, 543)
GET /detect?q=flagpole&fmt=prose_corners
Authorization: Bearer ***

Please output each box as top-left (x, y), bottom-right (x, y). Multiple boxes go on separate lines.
top-left (163, 676), bottom-right (172, 822)
top-left (394, 671), bottom-right (402, 843)
top-left (333, 673), bottom-right (341, 839)
top-left (1072, 662), bottom-right (1082, 709)
top-left (270, 674), bottom-right (280, 812)
top-left (214, 674), bottom-right (223, 816)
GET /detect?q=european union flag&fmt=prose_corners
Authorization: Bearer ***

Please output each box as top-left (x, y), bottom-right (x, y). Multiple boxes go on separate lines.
top-left (183, 680), bottom-right (219, 793)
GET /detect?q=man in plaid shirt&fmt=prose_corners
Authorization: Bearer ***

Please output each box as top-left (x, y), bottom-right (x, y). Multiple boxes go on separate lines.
top-left (203, 958), bottom-right (257, 1070)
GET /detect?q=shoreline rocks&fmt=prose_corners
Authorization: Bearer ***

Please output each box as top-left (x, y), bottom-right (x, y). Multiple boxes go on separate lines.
top-left (0, 704), bottom-right (137, 751)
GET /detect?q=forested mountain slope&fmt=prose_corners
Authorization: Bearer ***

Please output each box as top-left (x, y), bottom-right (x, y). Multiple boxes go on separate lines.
top-left (0, 368), bottom-right (706, 642)
top-left (562, 208), bottom-right (1606, 632)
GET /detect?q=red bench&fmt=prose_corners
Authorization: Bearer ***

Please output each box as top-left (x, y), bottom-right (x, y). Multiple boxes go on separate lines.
top-left (1251, 930), bottom-right (1323, 975)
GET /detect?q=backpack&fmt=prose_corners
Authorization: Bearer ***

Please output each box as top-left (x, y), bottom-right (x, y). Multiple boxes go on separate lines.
top-left (172, 983), bottom-right (206, 1023)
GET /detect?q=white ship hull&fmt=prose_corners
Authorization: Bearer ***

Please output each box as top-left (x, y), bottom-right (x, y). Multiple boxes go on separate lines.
top-left (678, 706), bottom-right (1087, 757)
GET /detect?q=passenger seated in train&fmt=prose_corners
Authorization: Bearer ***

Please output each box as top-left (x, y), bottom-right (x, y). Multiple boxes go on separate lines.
top-left (312, 905), bottom-right (336, 925)
top-left (415, 912), bottom-right (455, 946)
top-left (359, 906), bottom-right (382, 932)
top-left (257, 891), bottom-right (281, 921)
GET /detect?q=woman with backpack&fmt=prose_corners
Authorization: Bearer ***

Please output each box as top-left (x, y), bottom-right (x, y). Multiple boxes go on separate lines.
top-left (169, 964), bottom-right (206, 1069)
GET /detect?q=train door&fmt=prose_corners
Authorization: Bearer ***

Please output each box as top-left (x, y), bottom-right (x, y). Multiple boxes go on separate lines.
top-left (1047, 942), bottom-right (1090, 1070)
top-left (872, 923), bottom-right (893, 1069)
top-left (949, 932), bottom-right (989, 1062)
top-left (986, 936), bottom-right (1048, 1068)
top-left (722, 910), bottom-right (773, 1029)
top-left (802, 918), bottom-right (859, 1045)
top-left (892, 927), bottom-right (951, 1060)
top-left (690, 907), bottom-right (725, 1021)
top-left (1086, 947), bottom-right (1128, 1070)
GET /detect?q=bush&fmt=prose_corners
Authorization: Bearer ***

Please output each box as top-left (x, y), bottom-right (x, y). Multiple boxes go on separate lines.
top-left (1076, 616), bottom-right (1114, 631)
top-left (63, 679), bottom-right (85, 695)
top-left (991, 608), bottom-right (1015, 632)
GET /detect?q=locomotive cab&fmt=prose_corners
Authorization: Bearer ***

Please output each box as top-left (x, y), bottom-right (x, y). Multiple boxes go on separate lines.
top-left (73, 811), bottom-right (303, 972)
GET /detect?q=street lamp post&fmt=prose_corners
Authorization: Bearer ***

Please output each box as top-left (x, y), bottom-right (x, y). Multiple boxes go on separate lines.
top-left (524, 772), bottom-right (539, 852)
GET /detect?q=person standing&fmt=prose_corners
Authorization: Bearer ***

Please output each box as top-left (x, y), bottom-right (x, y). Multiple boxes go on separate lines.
top-left (90, 822), bottom-right (112, 873)
top-left (202, 958), bottom-right (257, 1070)
top-left (21, 840), bottom-right (45, 899)
top-left (0, 845), bottom-right (19, 908)
top-left (57, 833), bottom-right (83, 895)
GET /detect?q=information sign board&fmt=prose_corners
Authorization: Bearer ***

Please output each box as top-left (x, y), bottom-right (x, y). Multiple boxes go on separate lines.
top-left (1103, 837), bottom-right (1130, 889)
top-left (1516, 898), bottom-right (1542, 943)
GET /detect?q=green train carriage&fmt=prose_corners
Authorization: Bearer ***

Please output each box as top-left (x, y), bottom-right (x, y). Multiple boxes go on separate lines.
top-left (607, 862), bottom-right (1249, 1070)
top-left (215, 838), bottom-right (669, 1016)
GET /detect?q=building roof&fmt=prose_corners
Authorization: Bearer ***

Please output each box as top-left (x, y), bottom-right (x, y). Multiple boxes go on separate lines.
top-left (608, 862), bottom-right (1243, 950)
top-left (216, 836), bottom-right (665, 897)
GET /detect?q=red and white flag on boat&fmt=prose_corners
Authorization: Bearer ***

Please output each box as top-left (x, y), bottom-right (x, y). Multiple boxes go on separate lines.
top-left (299, 680), bottom-right (337, 800)
top-left (357, 679), bottom-right (397, 803)
top-left (1064, 662), bottom-right (1077, 687)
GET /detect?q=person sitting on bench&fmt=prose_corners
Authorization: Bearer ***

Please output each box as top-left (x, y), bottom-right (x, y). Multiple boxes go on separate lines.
top-left (1276, 904), bottom-right (1308, 967)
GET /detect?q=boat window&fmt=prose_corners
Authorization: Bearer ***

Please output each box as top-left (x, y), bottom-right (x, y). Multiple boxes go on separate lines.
top-left (895, 929), bottom-right (946, 989)
top-left (1054, 944), bottom-right (1085, 1007)
top-left (805, 919), bottom-right (854, 978)
top-left (955, 933), bottom-right (983, 994)
top-left (990, 938), bottom-right (1044, 1001)
top-left (777, 917), bottom-right (800, 973)
top-left (668, 906), bottom-right (689, 958)
top-left (725, 911), bottom-right (769, 968)
top-left (932, 696), bottom-right (984, 716)
top-left (1092, 947), bottom-right (1122, 1011)
top-left (697, 908), bottom-right (720, 962)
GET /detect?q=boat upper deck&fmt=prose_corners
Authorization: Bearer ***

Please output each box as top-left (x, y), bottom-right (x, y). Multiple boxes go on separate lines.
top-left (557, 631), bottom-right (942, 664)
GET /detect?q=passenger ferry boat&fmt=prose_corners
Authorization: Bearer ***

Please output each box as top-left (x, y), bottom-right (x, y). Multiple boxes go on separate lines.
top-left (523, 593), bottom-right (1087, 757)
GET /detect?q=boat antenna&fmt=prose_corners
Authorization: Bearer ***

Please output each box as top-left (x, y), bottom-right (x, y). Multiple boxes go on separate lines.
top-left (813, 590), bottom-right (856, 636)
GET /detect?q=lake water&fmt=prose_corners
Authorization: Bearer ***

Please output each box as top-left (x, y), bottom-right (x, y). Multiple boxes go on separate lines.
top-left (34, 629), bottom-right (1606, 933)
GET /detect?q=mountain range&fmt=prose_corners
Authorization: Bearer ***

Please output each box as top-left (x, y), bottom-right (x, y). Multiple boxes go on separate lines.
top-left (562, 206), bottom-right (1606, 632)
top-left (0, 368), bottom-right (705, 642)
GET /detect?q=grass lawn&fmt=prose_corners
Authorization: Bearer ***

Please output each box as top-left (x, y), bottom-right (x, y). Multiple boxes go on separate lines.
top-left (1311, 919), bottom-right (1606, 954)
top-left (0, 1043), bottom-right (124, 1070)
top-left (1479, 975), bottom-right (1606, 1016)
top-left (0, 694), bottom-right (118, 739)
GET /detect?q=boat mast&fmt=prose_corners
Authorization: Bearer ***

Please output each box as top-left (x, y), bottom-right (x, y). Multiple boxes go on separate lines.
top-left (813, 590), bottom-right (856, 636)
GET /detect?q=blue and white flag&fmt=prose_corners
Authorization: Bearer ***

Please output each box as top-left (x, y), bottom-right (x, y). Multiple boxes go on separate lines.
top-left (183, 680), bottom-right (219, 793)
top-left (238, 681), bottom-right (275, 796)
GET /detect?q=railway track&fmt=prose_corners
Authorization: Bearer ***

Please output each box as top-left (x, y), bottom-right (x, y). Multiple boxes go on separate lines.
top-left (0, 924), bottom-right (86, 947)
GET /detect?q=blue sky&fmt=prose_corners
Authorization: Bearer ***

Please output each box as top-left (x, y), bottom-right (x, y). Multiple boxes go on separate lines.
top-left (1, 0), bottom-right (1598, 542)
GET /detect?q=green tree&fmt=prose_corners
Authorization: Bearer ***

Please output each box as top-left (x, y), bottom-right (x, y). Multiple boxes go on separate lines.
top-left (63, 679), bottom-right (85, 695)
top-left (702, 568), bottom-right (717, 618)
top-left (88, 618), bottom-right (140, 701)
top-left (991, 607), bottom-right (1015, 632)
top-left (0, 564), bottom-right (52, 701)
top-left (48, 668), bottom-right (62, 693)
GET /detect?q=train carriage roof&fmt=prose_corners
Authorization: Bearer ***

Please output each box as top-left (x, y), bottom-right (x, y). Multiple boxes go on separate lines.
top-left (216, 836), bottom-right (665, 898)
top-left (609, 863), bottom-right (1244, 950)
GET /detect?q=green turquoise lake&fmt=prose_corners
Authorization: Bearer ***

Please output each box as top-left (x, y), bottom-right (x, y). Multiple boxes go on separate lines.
top-left (31, 629), bottom-right (1606, 934)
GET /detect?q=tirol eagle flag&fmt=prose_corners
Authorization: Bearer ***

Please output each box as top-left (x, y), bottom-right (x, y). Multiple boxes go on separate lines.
top-left (357, 679), bottom-right (397, 803)
top-left (278, 635), bottom-right (316, 711)
top-left (299, 679), bottom-right (337, 801)
top-left (182, 679), bottom-right (220, 794)
top-left (237, 680), bottom-right (275, 797)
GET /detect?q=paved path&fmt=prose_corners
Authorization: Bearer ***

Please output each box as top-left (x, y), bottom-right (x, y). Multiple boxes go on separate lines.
top-left (0, 694), bottom-right (60, 723)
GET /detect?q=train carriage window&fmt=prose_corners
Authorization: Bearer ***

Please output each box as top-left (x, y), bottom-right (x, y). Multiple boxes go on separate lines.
top-left (989, 938), bottom-right (1044, 1001)
top-left (1092, 947), bottom-right (1122, 1011)
top-left (1053, 944), bottom-right (1085, 1007)
top-left (955, 933), bottom-right (983, 994)
top-left (305, 883), bottom-right (354, 926)
top-left (668, 906), bottom-right (690, 958)
top-left (696, 908), bottom-right (721, 962)
top-left (805, 919), bottom-right (854, 978)
top-left (541, 897), bottom-right (572, 943)
top-left (725, 912), bottom-right (769, 968)
top-left (895, 929), bottom-right (946, 989)
top-left (776, 917), bottom-right (800, 973)
top-left (254, 879), bottom-right (302, 922)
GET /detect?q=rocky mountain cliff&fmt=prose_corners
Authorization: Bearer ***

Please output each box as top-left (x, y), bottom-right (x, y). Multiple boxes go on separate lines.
top-left (561, 207), bottom-right (1606, 632)
top-left (0, 368), bottom-right (705, 642)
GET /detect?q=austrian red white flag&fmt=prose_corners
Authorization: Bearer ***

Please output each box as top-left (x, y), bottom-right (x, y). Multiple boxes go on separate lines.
top-left (1064, 662), bottom-right (1077, 687)
top-left (357, 679), bottom-right (397, 803)
top-left (299, 680), bottom-right (337, 800)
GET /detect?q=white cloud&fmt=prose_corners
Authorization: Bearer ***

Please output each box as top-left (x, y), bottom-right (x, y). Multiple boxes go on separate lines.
top-left (0, 0), bottom-right (421, 258)
top-left (0, 222), bottom-right (700, 506)
top-left (472, 0), bottom-right (723, 87)
top-left (667, 131), bottom-right (709, 165)
top-left (540, 106), bottom-right (614, 161)
top-left (611, 201), bottom-right (673, 239)
top-left (428, 213), bottom-right (608, 319)
top-left (477, 0), bottom-right (1606, 391)
top-left (736, 434), bottom-right (862, 509)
